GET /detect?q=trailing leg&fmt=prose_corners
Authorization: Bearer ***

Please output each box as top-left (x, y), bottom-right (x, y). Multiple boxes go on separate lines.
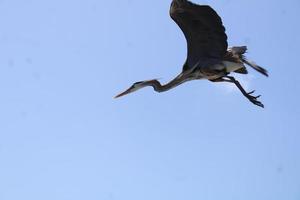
top-left (211, 76), bottom-right (264, 108)
top-left (224, 76), bottom-right (264, 108)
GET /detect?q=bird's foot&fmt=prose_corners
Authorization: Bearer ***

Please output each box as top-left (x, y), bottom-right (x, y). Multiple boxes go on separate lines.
top-left (246, 90), bottom-right (264, 108)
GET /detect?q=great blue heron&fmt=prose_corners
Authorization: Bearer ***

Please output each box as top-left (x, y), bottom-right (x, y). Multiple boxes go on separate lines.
top-left (115, 0), bottom-right (268, 107)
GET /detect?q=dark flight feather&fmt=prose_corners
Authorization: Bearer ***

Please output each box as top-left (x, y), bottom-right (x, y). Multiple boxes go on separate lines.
top-left (170, 1), bottom-right (228, 70)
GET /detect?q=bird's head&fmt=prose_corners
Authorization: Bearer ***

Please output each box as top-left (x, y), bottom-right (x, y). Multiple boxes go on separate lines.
top-left (114, 80), bottom-right (156, 98)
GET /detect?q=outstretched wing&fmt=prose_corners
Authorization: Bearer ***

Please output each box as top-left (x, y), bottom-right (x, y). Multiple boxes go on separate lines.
top-left (170, 0), bottom-right (228, 70)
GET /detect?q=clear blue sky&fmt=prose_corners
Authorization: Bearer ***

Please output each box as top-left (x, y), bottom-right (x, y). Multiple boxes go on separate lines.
top-left (0, 0), bottom-right (299, 200)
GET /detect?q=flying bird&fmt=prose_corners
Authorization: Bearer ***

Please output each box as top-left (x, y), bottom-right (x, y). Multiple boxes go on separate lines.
top-left (115, 0), bottom-right (268, 107)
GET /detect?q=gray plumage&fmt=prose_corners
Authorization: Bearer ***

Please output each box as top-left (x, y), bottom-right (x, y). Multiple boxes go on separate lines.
top-left (115, 0), bottom-right (268, 108)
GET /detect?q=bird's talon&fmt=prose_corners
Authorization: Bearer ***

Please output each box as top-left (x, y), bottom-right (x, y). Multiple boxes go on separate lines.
top-left (249, 90), bottom-right (255, 94)
top-left (249, 98), bottom-right (264, 108)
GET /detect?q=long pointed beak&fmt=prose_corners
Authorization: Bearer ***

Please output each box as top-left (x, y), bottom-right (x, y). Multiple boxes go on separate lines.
top-left (114, 87), bottom-right (133, 99)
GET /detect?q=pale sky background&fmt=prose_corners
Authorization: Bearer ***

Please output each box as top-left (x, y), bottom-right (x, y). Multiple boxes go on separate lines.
top-left (0, 0), bottom-right (300, 200)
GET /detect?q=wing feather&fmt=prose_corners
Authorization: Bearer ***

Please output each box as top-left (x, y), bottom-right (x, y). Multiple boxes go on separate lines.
top-left (170, 0), bottom-right (228, 70)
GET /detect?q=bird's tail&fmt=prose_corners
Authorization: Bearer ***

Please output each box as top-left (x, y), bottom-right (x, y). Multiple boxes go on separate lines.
top-left (229, 46), bottom-right (247, 55)
top-left (229, 46), bottom-right (268, 77)
top-left (242, 58), bottom-right (268, 77)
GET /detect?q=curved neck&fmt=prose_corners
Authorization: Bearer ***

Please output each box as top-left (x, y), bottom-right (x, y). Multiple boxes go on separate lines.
top-left (145, 73), bottom-right (188, 92)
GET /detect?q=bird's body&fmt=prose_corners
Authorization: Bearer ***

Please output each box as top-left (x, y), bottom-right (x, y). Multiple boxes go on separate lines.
top-left (115, 0), bottom-right (268, 107)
